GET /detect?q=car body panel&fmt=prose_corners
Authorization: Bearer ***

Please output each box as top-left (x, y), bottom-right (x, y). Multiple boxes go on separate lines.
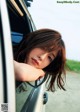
top-left (0, 0), bottom-right (16, 111)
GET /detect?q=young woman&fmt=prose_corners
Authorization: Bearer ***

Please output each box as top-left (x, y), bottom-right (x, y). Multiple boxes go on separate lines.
top-left (13, 28), bottom-right (66, 92)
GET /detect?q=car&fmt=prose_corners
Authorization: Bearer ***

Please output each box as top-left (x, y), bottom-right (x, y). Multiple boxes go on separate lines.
top-left (0, 0), bottom-right (48, 112)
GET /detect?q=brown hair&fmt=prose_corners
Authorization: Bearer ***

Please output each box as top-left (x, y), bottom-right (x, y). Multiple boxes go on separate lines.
top-left (13, 29), bottom-right (66, 92)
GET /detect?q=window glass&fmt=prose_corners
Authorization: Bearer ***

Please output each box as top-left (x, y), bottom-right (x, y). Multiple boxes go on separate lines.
top-left (16, 82), bottom-right (33, 112)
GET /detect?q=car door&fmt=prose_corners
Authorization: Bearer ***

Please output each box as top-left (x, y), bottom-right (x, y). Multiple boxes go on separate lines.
top-left (0, 0), bottom-right (48, 112)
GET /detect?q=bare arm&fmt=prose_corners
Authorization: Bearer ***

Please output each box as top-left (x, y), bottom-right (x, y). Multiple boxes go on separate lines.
top-left (14, 60), bottom-right (45, 81)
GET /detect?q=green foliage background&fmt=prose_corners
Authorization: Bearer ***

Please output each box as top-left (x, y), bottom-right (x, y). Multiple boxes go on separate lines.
top-left (66, 59), bottom-right (80, 73)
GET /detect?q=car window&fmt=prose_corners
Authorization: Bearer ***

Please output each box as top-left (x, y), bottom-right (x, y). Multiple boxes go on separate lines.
top-left (16, 82), bottom-right (33, 112)
top-left (0, 1), bottom-right (47, 112)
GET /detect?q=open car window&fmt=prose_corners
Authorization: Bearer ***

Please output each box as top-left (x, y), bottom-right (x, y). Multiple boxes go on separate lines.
top-left (7, 0), bottom-right (47, 89)
top-left (0, 1), bottom-right (48, 112)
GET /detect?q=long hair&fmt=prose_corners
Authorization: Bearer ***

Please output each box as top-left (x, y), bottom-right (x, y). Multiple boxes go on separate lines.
top-left (13, 29), bottom-right (66, 92)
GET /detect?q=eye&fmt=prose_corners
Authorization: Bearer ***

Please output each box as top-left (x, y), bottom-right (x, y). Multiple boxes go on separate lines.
top-left (48, 56), bottom-right (53, 62)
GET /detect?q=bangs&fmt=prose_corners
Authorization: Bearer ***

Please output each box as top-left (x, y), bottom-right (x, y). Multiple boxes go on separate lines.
top-left (35, 39), bottom-right (61, 53)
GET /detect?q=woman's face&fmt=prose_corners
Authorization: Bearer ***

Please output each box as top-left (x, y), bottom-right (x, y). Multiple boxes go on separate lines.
top-left (25, 48), bottom-right (57, 69)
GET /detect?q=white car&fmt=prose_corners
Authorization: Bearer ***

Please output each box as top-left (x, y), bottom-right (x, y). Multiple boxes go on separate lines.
top-left (0, 0), bottom-right (48, 112)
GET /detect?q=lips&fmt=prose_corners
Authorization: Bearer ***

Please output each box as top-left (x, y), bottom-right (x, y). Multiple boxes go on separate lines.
top-left (31, 58), bottom-right (39, 65)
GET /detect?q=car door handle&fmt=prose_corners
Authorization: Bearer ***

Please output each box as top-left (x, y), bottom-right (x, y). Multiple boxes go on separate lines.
top-left (43, 92), bottom-right (48, 104)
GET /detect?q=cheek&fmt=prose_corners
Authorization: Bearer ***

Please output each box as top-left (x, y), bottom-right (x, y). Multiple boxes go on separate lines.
top-left (41, 61), bottom-right (50, 68)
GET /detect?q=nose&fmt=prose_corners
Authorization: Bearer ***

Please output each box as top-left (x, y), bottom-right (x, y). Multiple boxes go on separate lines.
top-left (38, 53), bottom-right (48, 61)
